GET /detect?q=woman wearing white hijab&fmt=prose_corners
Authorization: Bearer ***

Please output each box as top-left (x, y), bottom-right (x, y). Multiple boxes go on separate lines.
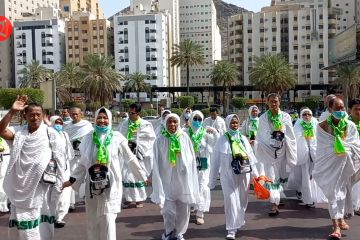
top-left (49, 116), bottom-right (74, 228)
top-left (63, 107), bottom-right (147, 240)
top-left (183, 110), bottom-right (219, 225)
top-left (210, 114), bottom-right (258, 240)
top-left (151, 113), bottom-right (200, 240)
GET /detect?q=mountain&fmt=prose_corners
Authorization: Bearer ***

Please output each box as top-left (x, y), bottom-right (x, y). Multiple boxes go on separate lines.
top-left (213, 0), bottom-right (248, 59)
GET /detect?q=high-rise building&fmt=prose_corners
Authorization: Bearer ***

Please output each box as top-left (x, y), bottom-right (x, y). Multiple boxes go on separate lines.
top-left (228, 0), bottom-right (336, 100)
top-left (13, 8), bottom-right (65, 87)
top-left (65, 11), bottom-right (112, 66)
top-left (179, 0), bottom-right (222, 88)
top-left (60, 0), bottom-right (104, 19)
top-left (0, 0), bottom-right (59, 87)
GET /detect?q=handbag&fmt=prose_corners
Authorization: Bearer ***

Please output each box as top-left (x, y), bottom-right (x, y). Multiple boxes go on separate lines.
top-left (88, 164), bottom-right (111, 198)
top-left (41, 128), bottom-right (58, 185)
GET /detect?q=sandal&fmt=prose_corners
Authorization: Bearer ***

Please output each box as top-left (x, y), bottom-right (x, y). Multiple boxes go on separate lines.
top-left (268, 208), bottom-right (279, 217)
top-left (338, 222), bottom-right (350, 230)
top-left (354, 210), bottom-right (360, 216)
top-left (328, 232), bottom-right (341, 240)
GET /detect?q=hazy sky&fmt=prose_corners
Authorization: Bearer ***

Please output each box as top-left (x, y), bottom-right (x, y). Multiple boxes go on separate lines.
top-left (100, 0), bottom-right (272, 18)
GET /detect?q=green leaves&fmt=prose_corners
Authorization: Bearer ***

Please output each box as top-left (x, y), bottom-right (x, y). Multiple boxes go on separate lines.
top-left (19, 60), bottom-right (50, 88)
top-left (0, 88), bottom-right (44, 109)
top-left (250, 54), bottom-right (296, 95)
top-left (170, 39), bottom-right (205, 67)
top-left (209, 60), bottom-right (239, 87)
top-left (124, 72), bottom-right (151, 103)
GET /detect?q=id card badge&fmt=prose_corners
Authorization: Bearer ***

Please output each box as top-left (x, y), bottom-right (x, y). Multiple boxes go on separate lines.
top-left (199, 157), bottom-right (208, 170)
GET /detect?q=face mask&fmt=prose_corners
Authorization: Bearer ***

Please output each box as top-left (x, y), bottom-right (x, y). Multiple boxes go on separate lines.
top-left (192, 120), bottom-right (202, 129)
top-left (332, 111), bottom-right (347, 120)
top-left (53, 124), bottom-right (63, 132)
top-left (184, 113), bottom-right (190, 120)
top-left (63, 116), bottom-right (71, 121)
top-left (250, 116), bottom-right (257, 120)
top-left (95, 125), bottom-right (110, 134)
top-left (228, 129), bottom-right (239, 136)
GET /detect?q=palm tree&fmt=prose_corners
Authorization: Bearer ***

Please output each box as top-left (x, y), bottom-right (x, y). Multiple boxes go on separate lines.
top-left (336, 63), bottom-right (360, 107)
top-left (57, 62), bottom-right (84, 103)
top-left (170, 39), bottom-right (205, 95)
top-left (209, 60), bottom-right (239, 115)
top-left (250, 54), bottom-right (296, 95)
top-left (19, 60), bottom-right (50, 88)
top-left (124, 72), bottom-right (151, 103)
top-left (81, 54), bottom-right (123, 105)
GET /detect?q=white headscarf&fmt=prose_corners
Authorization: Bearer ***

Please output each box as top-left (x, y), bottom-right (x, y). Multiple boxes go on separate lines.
top-left (164, 113), bottom-right (181, 134)
top-left (50, 115), bottom-right (63, 126)
top-left (248, 105), bottom-right (259, 117)
top-left (94, 107), bottom-right (113, 129)
top-left (189, 110), bottom-right (204, 131)
top-left (225, 114), bottom-right (240, 131)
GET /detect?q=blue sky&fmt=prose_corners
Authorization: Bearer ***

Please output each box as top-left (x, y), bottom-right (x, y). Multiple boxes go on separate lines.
top-left (100, 0), bottom-right (272, 18)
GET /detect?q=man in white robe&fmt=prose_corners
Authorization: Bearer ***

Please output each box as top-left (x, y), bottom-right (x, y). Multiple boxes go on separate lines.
top-left (313, 97), bottom-right (360, 239)
top-left (0, 96), bottom-right (66, 240)
top-left (319, 94), bottom-right (337, 122)
top-left (63, 107), bottom-right (93, 210)
top-left (183, 110), bottom-right (219, 225)
top-left (151, 113), bottom-right (200, 240)
top-left (118, 103), bottom-right (155, 208)
top-left (256, 93), bottom-right (297, 216)
top-left (48, 116), bottom-right (74, 228)
top-left (61, 107), bottom-right (72, 125)
top-left (63, 107), bottom-right (147, 240)
top-left (210, 114), bottom-right (258, 240)
top-left (0, 137), bottom-right (10, 213)
top-left (203, 107), bottom-right (226, 135)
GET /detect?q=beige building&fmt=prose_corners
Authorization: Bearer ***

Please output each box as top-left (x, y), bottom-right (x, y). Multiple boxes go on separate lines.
top-left (65, 12), bottom-right (112, 66)
top-left (60, 0), bottom-right (104, 19)
top-left (0, 0), bottom-right (58, 87)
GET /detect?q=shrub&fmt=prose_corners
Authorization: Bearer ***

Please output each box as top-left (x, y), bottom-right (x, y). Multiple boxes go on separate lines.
top-left (0, 88), bottom-right (44, 109)
top-left (145, 108), bottom-right (157, 116)
top-left (121, 99), bottom-right (136, 111)
top-left (201, 108), bottom-right (210, 118)
top-left (178, 96), bottom-right (195, 109)
top-left (170, 108), bottom-right (184, 116)
top-left (231, 97), bottom-right (246, 109)
top-left (88, 102), bottom-right (101, 112)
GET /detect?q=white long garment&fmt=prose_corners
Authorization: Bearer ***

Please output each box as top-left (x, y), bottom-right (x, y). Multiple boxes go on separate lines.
top-left (184, 126), bottom-right (219, 213)
top-left (319, 110), bottom-right (330, 123)
top-left (313, 123), bottom-right (360, 204)
top-left (55, 131), bottom-right (74, 221)
top-left (203, 116), bottom-right (227, 135)
top-left (210, 133), bottom-right (257, 231)
top-left (287, 119), bottom-right (325, 204)
top-left (0, 140), bottom-right (10, 212)
top-left (5, 123), bottom-right (66, 240)
top-left (71, 129), bottom-right (146, 240)
top-left (118, 118), bottom-right (156, 202)
top-left (256, 111), bottom-right (297, 204)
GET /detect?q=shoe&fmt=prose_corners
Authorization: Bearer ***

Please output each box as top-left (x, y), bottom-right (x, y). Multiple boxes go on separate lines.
top-left (354, 209), bottom-right (360, 216)
top-left (135, 203), bottom-right (144, 208)
top-left (122, 202), bottom-right (131, 209)
top-left (54, 220), bottom-right (66, 228)
top-left (190, 206), bottom-right (195, 213)
top-left (328, 229), bottom-right (341, 240)
top-left (296, 191), bottom-right (302, 200)
top-left (196, 217), bottom-right (204, 225)
top-left (68, 206), bottom-right (76, 212)
top-left (161, 230), bottom-right (174, 240)
top-left (305, 203), bottom-right (315, 208)
top-left (268, 208), bottom-right (279, 217)
top-left (339, 222), bottom-right (350, 230)
top-left (225, 232), bottom-right (235, 240)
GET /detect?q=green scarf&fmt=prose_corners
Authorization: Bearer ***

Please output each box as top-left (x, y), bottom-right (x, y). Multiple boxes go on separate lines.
top-left (92, 130), bottom-right (113, 165)
top-left (327, 116), bottom-right (347, 155)
top-left (0, 137), bottom-right (5, 152)
top-left (349, 115), bottom-right (360, 135)
top-left (188, 127), bottom-right (206, 152)
top-left (267, 110), bottom-right (282, 131)
top-left (248, 118), bottom-right (259, 139)
top-left (127, 119), bottom-right (141, 141)
top-left (162, 130), bottom-right (182, 167)
top-left (300, 120), bottom-right (315, 139)
top-left (225, 132), bottom-right (248, 159)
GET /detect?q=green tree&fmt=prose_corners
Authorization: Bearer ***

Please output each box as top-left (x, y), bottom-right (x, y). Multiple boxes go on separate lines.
top-left (178, 96), bottom-right (195, 109)
top-left (250, 54), bottom-right (296, 95)
top-left (232, 97), bottom-right (246, 109)
top-left (170, 39), bottom-right (205, 95)
top-left (121, 99), bottom-right (136, 111)
top-left (336, 63), bottom-right (360, 107)
top-left (124, 72), bottom-right (151, 103)
top-left (19, 60), bottom-right (50, 88)
top-left (81, 54), bottom-right (123, 105)
top-left (209, 60), bottom-right (239, 115)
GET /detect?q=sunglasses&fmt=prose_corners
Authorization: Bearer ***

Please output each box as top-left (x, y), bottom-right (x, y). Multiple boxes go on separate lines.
top-left (193, 117), bottom-right (202, 121)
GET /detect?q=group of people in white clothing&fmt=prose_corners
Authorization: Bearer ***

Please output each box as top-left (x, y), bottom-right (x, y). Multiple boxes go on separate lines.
top-left (1, 93), bottom-right (360, 240)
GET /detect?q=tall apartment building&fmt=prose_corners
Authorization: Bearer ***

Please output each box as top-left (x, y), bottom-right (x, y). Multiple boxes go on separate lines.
top-left (227, 0), bottom-right (354, 100)
top-left (179, 0), bottom-right (222, 88)
top-left (65, 11), bottom-right (112, 66)
top-left (0, 0), bottom-right (59, 87)
top-left (114, 5), bottom-right (171, 102)
top-left (60, 0), bottom-right (104, 19)
top-left (13, 8), bottom-right (65, 87)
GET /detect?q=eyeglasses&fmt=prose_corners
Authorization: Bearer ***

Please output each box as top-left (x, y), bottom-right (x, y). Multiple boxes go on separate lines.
top-left (193, 117), bottom-right (202, 121)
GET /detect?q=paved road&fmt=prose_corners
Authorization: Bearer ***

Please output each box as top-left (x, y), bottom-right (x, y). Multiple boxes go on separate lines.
top-left (1, 185), bottom-right (360, 240)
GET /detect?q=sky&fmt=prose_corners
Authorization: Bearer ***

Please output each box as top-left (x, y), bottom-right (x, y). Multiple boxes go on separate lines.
top-left (100, 0), bottom-right (272, 18)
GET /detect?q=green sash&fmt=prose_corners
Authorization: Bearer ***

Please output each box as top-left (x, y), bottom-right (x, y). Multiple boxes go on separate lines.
top-left (225, 132), bottom-right (248, 159)
top-left (300, 120), bottom-right (315, 139)
top-left (267, 111), bottom-right (282, 131)
top-left (162, 130), bottom-right (182, 167)
top-left (92, 130), bottom-right (113, 165)
top-left (327, 116), bottom-right (347, 155)
top-left (127, 119), bottom-right (141, 141)
top-left (189, 127), bottom-right (206, 152)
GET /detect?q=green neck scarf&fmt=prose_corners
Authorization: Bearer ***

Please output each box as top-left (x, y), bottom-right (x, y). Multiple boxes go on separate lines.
top-left (248, 118), bottom-right (259, 139)
top-left (349, 115), bottom-right (360, 135)
top-left (127, 118), bottom-right (141, 141)
top-left (300, 120), bottom-right (315, 139)
top-left (267, 110), bottom-right (282, 131)
top-left (162, 130), bottom-right (182, 167)
top-left (225, 132), bottom-right (248, 159)
top-left (327, 116), bottom-right (347, 155)
top-left (189, 127), bottom-right (206, 152)
top-left (0, 138), bottom-right (5, 152)
top-left (92, 130), bottom-right (113, 165)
